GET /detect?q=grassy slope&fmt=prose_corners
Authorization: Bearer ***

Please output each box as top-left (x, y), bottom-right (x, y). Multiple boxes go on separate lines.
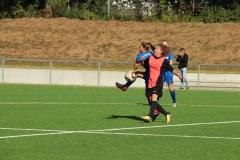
top-left (0, 18), bottom-right (240, 65)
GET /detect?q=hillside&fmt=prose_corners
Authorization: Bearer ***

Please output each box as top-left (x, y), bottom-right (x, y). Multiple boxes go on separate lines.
top-left (0, 18), bottom-right (240, 65)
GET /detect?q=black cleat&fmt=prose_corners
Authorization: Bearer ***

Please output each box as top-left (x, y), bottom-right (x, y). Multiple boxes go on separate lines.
top-left (116, 82), bottom-right (127, 91)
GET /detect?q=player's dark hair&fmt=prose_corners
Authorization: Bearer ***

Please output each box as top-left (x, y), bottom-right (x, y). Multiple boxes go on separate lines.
top-left (147, 42), bottom-right (155, 51)
top-left (156, 44), bottom-right (171, 57)
top-left (180, 48), bottom-right (185, 51)
top-left (141, 42), bottom-right (150, 51)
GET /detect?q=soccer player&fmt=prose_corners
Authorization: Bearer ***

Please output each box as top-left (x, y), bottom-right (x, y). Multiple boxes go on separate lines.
top-left (116, 42), bottom-right (159, 120)
top-left (140, 44), bottom-right (182, 123)
top-left (141, 40), bottom-right (177, 107)
top-left (115, 42), bottom-right (154, 91)
top-left (162, 40), bottom-right (177, 107)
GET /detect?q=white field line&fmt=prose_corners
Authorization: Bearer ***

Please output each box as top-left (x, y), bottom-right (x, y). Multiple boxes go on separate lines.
top-left (1, 121), bottom-right (240, 133)
top-left (0, 131), bottom-right (240, 140)
top-left (0, 102), bottom-right (239, 107)
top-left (0, 128), bottom-right (66, 132)
top-left (1, 121), bottom-right (240, 140)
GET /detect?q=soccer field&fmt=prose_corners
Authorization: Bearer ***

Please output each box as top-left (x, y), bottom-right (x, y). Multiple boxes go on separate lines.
top-left (0, 84), bottom-right (239, 160)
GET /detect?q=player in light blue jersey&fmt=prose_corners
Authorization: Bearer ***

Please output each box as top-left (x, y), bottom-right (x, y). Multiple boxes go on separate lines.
top-left (116, 42), bottom-right (154, 91)
top-left (162, 40), bottom-right (177, 107)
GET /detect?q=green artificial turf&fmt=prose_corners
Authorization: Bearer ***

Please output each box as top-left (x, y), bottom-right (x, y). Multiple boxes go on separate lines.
top-left (0, 84), bottom-right (239, 160)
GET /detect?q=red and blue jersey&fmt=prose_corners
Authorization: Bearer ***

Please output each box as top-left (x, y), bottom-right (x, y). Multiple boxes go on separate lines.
top-left (144, 56), bottom-right (174, 89)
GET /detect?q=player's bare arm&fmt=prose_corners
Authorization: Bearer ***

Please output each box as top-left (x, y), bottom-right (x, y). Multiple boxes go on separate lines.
top-left (172, 70), bottom-right (182, 79)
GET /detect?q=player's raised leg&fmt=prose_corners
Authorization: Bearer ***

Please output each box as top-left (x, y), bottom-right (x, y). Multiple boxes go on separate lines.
top-left (116, 80), bottom-right (135, 91)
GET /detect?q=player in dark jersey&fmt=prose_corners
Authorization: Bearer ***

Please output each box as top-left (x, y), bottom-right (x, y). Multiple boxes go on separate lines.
top-left (140, 44), bottom-right (182, 123)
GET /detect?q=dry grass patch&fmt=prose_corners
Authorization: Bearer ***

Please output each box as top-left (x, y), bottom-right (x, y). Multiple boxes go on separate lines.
top-left (0, 18), bottom-right (240, 69)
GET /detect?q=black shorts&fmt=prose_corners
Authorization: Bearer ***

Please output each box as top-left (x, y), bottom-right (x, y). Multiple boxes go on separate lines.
top-left (147, 87), bottom-right (163, 98)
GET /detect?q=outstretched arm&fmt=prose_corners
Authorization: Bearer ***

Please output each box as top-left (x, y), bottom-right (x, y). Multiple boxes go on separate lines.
top-left (162, 59), bottom-right (182, 79)
top-left (172, 70), bottom-right (182, 79)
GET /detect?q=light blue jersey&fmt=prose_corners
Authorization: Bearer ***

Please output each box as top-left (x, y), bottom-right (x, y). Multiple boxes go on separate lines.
top-left (165, 52), bottom-right (174, 62)
top-left (163, 52), bottom-right (174, 84)
top-left (135, 51), bottom-right (154, 64)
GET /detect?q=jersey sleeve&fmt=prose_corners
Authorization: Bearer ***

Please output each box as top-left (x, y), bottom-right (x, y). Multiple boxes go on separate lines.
top-left (135, 53), bottom-right (141, 63)
top-left (162, 59), bottom-right (174, 72)
top-left (169, 53), bottom-right (174, 61)
top-left (136, 52), bottom-right (152, 63)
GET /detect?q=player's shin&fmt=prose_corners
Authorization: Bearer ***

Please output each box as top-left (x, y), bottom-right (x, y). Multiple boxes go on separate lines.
top-left (170, 90), bottom-right (176, 103)
top-left (125, 79), bottom-right (136, 87)
top-left (155, 102), bottom-right (168, 116)
top-left (149, 101), bottom-right (158, 118)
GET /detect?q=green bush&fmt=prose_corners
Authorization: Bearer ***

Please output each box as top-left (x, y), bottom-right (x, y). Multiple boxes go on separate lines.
top-left (160, 14), bottom-right (172, 22)
top-left (10, 0), bottom-right (25, 18)
top-left (109, 9), bottom-right (136, 21)
top-left (230, 3), bottom-right (240, 21)
top-left (201, 6), bottom-right (229, 23)
top-left (0, 0), bottom-right (239, 23)
top-left (0, 11), bottom-right (11, 19)
top-left (62, 6), bottom-right (98, 20)
top-left (79, 10), bottom-right (98, 20)
top-left (86, 0), bottom-right (107, 18)
top-left (46, 0), bottom-right (66, 17)
top-left (23, 4), bottom-right (39, 18)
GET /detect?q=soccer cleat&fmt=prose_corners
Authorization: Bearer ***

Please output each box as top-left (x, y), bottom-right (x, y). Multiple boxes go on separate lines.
top-left (152, 112), bottom-right (160, 121)
top-left (173, 103), bottom-right (177, 107)
top-left (166, 113), bottom-right (171, 123)
top-left (140, 115), bottom-right (152, 122)
top-left (179, 87), bottom-right (184, 89)
top-left (116, 82), bottom-right (127, 91)
top-left (186, 87), bottom-right (189, 89)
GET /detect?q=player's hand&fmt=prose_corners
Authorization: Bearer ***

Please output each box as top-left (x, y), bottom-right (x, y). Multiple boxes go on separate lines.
top-left (134, 64), bottom-right (138, 70)
top-left (178, 74), bottom-right (182, 79)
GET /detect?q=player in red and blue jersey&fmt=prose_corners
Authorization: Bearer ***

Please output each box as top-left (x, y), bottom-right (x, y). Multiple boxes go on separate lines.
top-left (115, 42), bottom-right (159, 120)
top-left (140, 44), bottom-right (182, 122)
top-left (162, 40), bottom-right (177, 107)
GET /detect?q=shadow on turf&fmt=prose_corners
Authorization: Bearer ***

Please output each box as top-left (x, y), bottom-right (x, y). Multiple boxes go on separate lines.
top-left (108, 115), bottom-right (165, 123)
top-left (135, 103), bottom-right (149, 106)
top-left (108, 115), bottom-right (148, 122)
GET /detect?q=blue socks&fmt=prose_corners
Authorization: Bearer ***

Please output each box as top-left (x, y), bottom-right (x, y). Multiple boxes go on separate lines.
top-left (170, 90), bottom-right (176, 103)
top-left (125, 79), bottom-right (136, 87)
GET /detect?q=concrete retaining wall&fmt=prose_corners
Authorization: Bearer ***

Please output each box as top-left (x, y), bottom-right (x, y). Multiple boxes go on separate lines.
top-left (0, 68), bottom-right (239, 90)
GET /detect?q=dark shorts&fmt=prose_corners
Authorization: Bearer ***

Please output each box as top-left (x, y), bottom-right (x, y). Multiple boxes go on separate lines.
top-left (143, 71), bottom-right (149, 89)
top-left (147, 87), bottom-right (163, 98)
